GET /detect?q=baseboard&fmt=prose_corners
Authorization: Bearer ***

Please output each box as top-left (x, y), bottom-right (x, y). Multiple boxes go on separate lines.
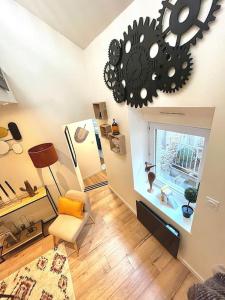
top-left (108, 185), bottom-right (136, 215)
top-left (178, 255), bottom-right (204, 282)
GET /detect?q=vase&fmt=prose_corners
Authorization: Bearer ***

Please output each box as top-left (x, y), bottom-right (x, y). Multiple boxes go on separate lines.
top-left (148, 171), bottom-right (156, 193)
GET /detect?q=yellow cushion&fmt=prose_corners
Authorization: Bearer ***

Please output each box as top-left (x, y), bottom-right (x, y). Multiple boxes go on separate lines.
top-left (58, 197), bottom-right (84, 219)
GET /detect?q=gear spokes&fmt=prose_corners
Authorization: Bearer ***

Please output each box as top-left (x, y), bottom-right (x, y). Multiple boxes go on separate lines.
top-left (103, 62), bottom-right (118, 90)
top-left (157, 0), bottom-right (221, 48)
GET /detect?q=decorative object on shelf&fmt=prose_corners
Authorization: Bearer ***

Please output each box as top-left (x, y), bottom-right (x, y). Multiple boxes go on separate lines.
top-left (182, 187), bottom-right (198, 218)
top-left (108, 133), bottom-right (126, 155)
top-left (111, 118), bottom-right (120, 135)
top-left (0, 221), bottom-right (44, 263)
top-left (0, 69), bottom-right (9, 91)
top-left (0, 141), bottom-right (23, 156)
top-left (7, 122), bottom-right (22, 141)
top-left (0, 223), bottom-right (18, 248)
top-left (19, 215), bottom-right (37, 235)
top-left (0, 141), bottom-right (10, 155)
top-left (0, 182), bottom-right (22, 207)
top-left (28, 143), bottom-right (62, 195)
top-left (103, 1), bottom-right (221, 107)
top-left (0, 196), bottom-right (4, 208)
top-left (93, 102), bottom-right (108, 120)
top-left (74, 124), bottom-right (89, 143)
top-left (0, 183), bottom-right (11, 203)
top-left (0, 122), bottom-right (23, 156)
top-left (11, 142), bottom-right (23, 154)
top-left (0, 122), bottom-right (22, 141)
top-left (20, 180), bottom-right (37, 197)
top-left (100, 124), bottom-right (111, 138)
top-left (5, 181), bottom-right (18, 199)
top-left (0, 127), bottom-right (8, 138)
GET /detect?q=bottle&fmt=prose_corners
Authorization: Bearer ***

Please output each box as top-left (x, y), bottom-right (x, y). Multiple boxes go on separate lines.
top-left (112, 119), bottom-right (120, 135)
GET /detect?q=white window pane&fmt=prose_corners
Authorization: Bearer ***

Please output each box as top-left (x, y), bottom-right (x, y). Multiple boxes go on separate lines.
top-left (155, 129), bottom-right (205, 192)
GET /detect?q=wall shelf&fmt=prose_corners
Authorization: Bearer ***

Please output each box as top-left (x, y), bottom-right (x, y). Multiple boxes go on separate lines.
top-left (100, 124), bottom-right (111, 138)
top-left (93, 102), bottom-right (108, 120)
top-left (108, 133), bottom-right (126, 155)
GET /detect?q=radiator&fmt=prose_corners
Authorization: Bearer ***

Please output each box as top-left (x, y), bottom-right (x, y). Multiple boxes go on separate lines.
top-left (136, 201), bottom-right (180, 258)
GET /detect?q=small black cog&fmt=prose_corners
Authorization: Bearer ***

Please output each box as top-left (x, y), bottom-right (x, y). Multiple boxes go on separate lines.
top-left (103, 62), bottom-right (118, 90)
top-left (113, 82), bottom-right (126, 103)
top-left (157, 0), bottom-right (221, 48)
top-left (108, 39), bottom-right (121, 66)
top-left (160, 46), bottom-right (193, 93)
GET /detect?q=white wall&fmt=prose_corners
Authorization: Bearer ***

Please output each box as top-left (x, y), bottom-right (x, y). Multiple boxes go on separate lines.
top-left (0, 0), bottom-right (92, 222)
top-left (84, 0), bottom-right (225, 280)
top-left (66, 119), bottom-right (101, 179)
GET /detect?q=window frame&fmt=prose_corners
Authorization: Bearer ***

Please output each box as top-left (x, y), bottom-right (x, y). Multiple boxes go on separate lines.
top-left (149, 122), bottom-right (210, 194)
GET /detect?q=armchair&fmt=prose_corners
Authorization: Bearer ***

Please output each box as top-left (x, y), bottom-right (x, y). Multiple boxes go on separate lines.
top-left (48, 190), bottom-right (94, 253)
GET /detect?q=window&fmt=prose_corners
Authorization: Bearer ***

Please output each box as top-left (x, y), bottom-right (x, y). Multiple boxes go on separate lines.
top-left (149, 123), bottom-right (209, 194)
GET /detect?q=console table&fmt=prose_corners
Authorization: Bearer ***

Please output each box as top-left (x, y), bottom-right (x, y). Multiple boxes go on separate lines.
top-left (0, 186), bottom-right (58, 262)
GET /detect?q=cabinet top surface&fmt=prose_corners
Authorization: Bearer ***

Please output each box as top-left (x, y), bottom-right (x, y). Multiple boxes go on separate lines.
top-left (0, 187), bottom-right (46, 217)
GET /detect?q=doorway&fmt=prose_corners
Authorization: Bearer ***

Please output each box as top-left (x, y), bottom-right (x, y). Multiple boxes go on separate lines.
top-left (64, 119), bottom-right (107, 190)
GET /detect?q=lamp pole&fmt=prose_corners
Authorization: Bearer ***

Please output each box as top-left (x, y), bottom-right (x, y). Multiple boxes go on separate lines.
top-left (48, 166), bottom-right (62, 196)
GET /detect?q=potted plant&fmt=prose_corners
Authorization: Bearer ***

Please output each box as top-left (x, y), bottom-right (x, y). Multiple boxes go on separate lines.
top-left (182, 187), bottom-right (198, 218)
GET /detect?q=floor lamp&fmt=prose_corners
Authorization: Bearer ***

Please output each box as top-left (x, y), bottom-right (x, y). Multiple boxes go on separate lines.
top-left (28, 143), bottom-right (62, 196)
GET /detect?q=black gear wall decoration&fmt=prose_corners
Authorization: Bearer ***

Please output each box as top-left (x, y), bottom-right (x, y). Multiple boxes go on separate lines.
top-left (103, 0), bottom-right (221, 108)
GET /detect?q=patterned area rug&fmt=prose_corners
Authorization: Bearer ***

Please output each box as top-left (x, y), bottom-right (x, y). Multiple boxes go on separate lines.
top-left (0, 244), bottom-right (75, 299)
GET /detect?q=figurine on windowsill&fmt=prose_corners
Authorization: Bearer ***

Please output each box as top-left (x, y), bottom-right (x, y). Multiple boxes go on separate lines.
top-left (145, 162), bottom-right (156, 193)
top-left (161, 185), bottom-right (172, 204)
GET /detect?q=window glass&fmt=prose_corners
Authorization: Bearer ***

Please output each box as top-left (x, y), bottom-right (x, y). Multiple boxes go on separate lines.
top-left (155, 129), bottom-right (205, 192)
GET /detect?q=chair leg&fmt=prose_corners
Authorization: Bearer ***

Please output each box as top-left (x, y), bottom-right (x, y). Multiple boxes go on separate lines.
top-left (53, 235), bottom-right (58, 249)
top-left (89, 215), bottom-right (95, 224)
top-left (73, 240), bottom-right (79, 254)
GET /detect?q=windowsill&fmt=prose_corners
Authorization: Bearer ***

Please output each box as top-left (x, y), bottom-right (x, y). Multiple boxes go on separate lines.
top-left (135, 180), bottom-right (194, 234)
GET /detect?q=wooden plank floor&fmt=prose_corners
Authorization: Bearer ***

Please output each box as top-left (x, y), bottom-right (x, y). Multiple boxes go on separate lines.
top-left (0, 182), bottom-right (198, 299)
top-left (83, 170), bottom-right (107, 187)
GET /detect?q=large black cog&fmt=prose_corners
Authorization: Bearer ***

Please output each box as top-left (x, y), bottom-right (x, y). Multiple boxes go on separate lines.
top-left (157, 0), bottom-right (221, 48)
top-left (103, 62), bottom-right (118, 90)
top-left (120, 17), bottom-right (167, 108)
top-left (160, 46), bottom-right (193, 93)
top-left (108, 39), bottom-right (121, 66)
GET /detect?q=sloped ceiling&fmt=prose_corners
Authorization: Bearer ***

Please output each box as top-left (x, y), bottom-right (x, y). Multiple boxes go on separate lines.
top-left (15, 0), bottom-right (134, 49)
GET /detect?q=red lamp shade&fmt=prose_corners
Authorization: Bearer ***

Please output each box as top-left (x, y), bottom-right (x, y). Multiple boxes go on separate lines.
top-left (28, 143), bottom-right (58, 168)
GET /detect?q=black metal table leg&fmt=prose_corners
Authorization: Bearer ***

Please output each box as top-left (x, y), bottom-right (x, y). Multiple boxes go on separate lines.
top-left (45, 186), bottom-right (58, 217)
